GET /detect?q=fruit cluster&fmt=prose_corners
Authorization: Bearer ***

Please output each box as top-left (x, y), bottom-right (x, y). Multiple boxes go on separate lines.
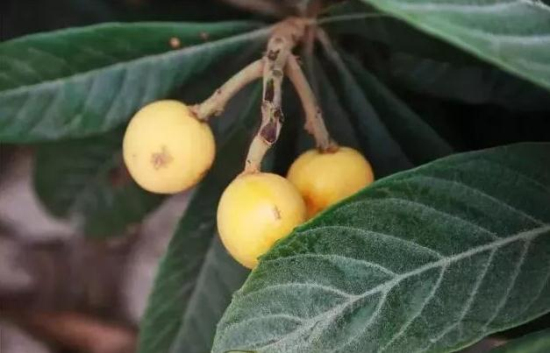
top-left (123, 99), bottom-right (373, 268)
top-left (122, 20), bottom-right (374, 269)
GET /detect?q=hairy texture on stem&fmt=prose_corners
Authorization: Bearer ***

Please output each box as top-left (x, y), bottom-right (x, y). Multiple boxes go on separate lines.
top-left (192, 60), bottom-right (264, 121)
top-left (286, 55), bottom-right (336, 152)
top-left (244, 19), bottom-right (307, 173)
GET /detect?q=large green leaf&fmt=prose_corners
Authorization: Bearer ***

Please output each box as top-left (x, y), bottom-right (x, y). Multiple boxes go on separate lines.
top-left (32, 44), bottom-right (263, 238)
top-left (357, 0), bottom-right (550, 92)
top-left (321, 1), bottom-right (476, 64)
top-left (306, 57), bottom-right (360, 150)
top-left (0, 21), bottom-right (266, 142)
top-left (490, 329), bottom-right (550, 353)
top-left (319, 52), bottom-right (411, 176)
top-left (34, 127), bottom-right (163, 237)
top-left (342, 53), bottom-right (454, 165)
top-left (387, 52), bottom-right (550, 112)
top-left (168, 236), bottom-right (249, 353)
top-left (213, 142), bottom-right (550, 353)
top-left (318, 45), bottom-right (452, 176)
top-left (323, 1), bottom-right (550, 111)
top-left (137, 86), bottom-right (261, 353)
top-left (2, 0), bottom-right (253, 41)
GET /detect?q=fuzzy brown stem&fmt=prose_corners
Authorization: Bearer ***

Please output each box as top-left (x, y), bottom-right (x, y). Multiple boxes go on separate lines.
top-left (192, 59), bottom-right (264, 121)
top-left (244, 18), bottom-right (306, 173)
top-left (286, 55), bottom-right (336, 151)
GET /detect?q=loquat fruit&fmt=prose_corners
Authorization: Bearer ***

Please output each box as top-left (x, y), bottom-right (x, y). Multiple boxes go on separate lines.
top-left (287, 147), bottom-right (374, 217)
top-left (217, 172), bottom-right (306, 269)
top-left (123, 100), bottom-right (215, 194)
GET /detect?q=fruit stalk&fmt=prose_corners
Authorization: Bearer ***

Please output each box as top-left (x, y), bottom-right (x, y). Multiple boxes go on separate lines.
top-left (244, 19), bottom-right (306, 173)
top-left (286, 55), bottom-right (336, 152)
top-left (192, 59), bottom-right (264, 121)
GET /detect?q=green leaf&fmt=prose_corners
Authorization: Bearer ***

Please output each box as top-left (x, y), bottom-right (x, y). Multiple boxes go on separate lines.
top-left (0, 21), bottom-right (266, 142)
top-left (169, 237), bottom-right (249, 353)
top-left (318, 53), bottom-right (410, 176)
top-left (137, 86), bottom-right (261, 353)
top-left (342, 53), bottom-right (454, 165)
top-left (34, 127), bottom-right (163, 237)
top-left (323, 1), bottom-right (550, 111)
top-left (113, 0), bottom-right (252, 23)
top-left (321, 1), bottom-right (475, 64)
top-left (33, 44), bottom-right (263, 238)
top-left (387, 52), bottom-right (550, 112)
top-left (490, 329), bottom-right (550, 353)
top-left (357, 0), bottom-right (550, 92)
top-left (318, 45), bottom-right (452, 176)
top-left (306, 57), bottom-right (361, 150)
top-left (213, 142), bottom-right (550, 353)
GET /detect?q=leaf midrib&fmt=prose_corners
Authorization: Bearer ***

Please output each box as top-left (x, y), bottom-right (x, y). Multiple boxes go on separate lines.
top-left (1, 26), bottom-right (270, 96)
top-left (392, 0), bottom-right (521, 14)
top-left (5, 21), bottom-right (248, 44)
top-left (168, 234), bottom-right (218, 353)
top-left (361, 0), bottom-right (550, 91)
top-left (240, 224), bottom-right (550, 351)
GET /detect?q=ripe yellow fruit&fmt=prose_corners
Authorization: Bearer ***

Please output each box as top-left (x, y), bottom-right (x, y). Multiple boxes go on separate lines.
top-left (287, 147), bottom-right (374, 217)
top-left (217, 173), bottom-right (306, 269)
top-left (123, 100), bottom-right (215, 194)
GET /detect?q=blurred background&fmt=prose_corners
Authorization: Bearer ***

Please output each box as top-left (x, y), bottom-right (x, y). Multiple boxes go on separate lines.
top-left (0, 1), bottom-right (260, 353)
top-left (1, 1), bottom-right (549, 352)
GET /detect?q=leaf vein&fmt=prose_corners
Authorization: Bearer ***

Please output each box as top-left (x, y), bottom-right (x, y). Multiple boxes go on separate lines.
top-left (421, 249), bottom-right (496, 352)
top-left (1, 27), bottom-right (270, 96)
top-left (304, 224), bottom-right (444, 261)
top-left (248, 226), bottom-right (549, 351)
top-left (378, 265), bottom-right (447, 352)
top-left (482, 239), bottom-right (531, 331)
top-left (265, 253), bottom-right (397, 277)
top-left (395, 0), bottom-right (521, 14)
top-left (378, 197), bottom-right (500, 240)
top-left (413, 175), bottom-right (546, 226)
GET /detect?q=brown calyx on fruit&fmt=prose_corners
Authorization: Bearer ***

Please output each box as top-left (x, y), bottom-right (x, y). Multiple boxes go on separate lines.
top-left (150, 146), bottom-right (173, 169)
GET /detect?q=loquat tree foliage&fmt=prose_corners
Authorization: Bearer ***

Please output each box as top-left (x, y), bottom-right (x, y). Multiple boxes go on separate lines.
top-left (1, 0), bottom-right (550, 352)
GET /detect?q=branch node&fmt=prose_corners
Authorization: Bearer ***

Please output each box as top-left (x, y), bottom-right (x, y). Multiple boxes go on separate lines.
top-left (243, 18), bottom-right (307, 172)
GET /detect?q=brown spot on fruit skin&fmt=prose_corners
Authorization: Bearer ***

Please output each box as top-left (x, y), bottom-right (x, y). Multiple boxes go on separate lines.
top-left (272, 206), bottom-right (281, 220)
top-left (151, 146), bottom-right (173, 169)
